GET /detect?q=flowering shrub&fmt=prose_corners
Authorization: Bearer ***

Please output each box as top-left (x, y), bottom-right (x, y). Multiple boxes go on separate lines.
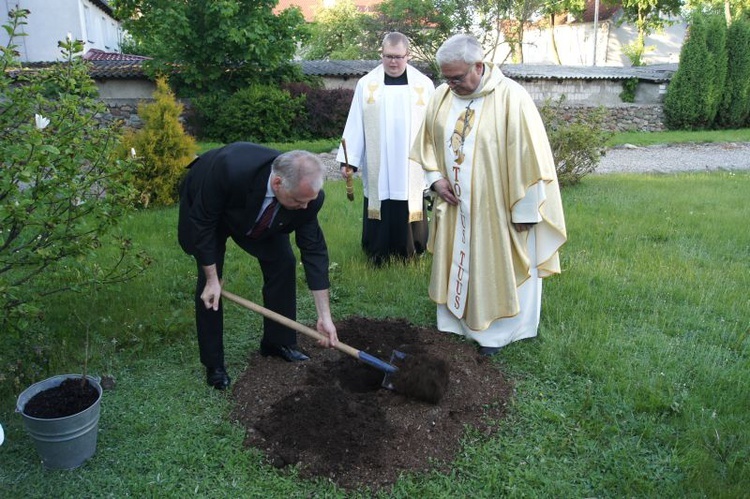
top-left (0, 9), bottom-right (147, 331)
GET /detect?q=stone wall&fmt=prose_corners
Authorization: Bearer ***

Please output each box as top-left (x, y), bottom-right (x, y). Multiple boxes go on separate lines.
top-left (521, 79), bottom-right (667, 106)
top-left (100, 98), bottom-right (666, 134)
top-left (99, 101), bottom-right (143, 129)
top-left (99, 99), bottom-right (198, 135)
top-left (551, 104), bottom-right (666, 132)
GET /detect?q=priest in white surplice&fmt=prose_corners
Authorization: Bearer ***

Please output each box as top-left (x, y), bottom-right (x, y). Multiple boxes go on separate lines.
top-left (336, 32), bottom-right (435, 266)
top-left (411, 34), bottom-right (567, 356)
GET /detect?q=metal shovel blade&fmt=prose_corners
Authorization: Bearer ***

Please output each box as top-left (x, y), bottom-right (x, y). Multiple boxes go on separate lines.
top-left (381, 349), bottom-right (407, 390)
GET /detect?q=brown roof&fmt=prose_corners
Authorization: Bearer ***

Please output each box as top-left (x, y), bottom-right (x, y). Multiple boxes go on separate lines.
top-left (83, 49), bottom-right (150, 62)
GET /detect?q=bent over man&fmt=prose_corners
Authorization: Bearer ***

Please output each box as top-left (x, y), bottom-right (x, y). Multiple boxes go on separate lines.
top-left (178, 143), bottom-right (338, 389)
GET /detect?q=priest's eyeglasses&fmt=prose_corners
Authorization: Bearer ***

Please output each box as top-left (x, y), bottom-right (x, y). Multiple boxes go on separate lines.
top-left (382, 53), bottom-right (407, 60)
top-left (441, 66), bottom-right (473, 85)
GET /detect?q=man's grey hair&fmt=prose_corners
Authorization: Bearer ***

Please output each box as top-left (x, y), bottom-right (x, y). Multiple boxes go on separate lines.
top-left (436, 34), bottom-right (484, 66)
top-left (271, 150), bottom-right (325, 192)
top-left (383, 32), bottom-right (409, 51)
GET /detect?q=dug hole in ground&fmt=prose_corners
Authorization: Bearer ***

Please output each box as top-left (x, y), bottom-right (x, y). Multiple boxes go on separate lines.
top-left (231, 316), bottom-right (513, 491)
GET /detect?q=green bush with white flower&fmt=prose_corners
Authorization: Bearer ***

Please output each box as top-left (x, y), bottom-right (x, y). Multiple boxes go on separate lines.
top-left (0, 9), bottom-right (148, 387)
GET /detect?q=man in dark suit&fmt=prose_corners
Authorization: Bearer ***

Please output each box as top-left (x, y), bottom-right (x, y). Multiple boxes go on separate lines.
top-left (178, 143), bottom-right (338, 390)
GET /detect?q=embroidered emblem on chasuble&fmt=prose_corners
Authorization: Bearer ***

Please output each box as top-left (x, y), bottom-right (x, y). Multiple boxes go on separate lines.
top-left (415, 85), bottom-right (426, 106)
top-left (450, 106), bottom-right (475, 166)
top-left (446, 99), bottom-right (479, 319)
top-left (367, 81), bottom-right (380, 104)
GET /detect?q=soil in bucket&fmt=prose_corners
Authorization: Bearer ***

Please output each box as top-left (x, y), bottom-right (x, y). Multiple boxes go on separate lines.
top-left (23, 378), bottom-right (99, 419)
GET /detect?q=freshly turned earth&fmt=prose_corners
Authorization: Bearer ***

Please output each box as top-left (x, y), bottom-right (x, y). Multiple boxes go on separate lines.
top-left (23, 378), bottom-right (99, 419)
top-left (230, 316), bottom-right (514, 490)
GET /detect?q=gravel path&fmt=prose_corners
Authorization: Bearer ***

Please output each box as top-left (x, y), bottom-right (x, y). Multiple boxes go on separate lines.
top-left (319, 142), bottom-right (750, 180)
top-left (596, 142), bottom-right (750, 174)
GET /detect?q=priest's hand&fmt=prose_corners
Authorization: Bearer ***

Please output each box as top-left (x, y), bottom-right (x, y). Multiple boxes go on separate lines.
top-left (431, 178), bottom-right (458, 206)
top-left (339, 163), bottom-right (357, 179)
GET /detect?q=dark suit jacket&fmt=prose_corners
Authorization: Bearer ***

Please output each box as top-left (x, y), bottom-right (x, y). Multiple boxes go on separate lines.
top-left (178, 142), bottom-right (330, 290)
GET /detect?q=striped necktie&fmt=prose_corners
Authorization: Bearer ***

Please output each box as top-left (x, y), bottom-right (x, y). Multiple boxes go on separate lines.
top-left (248, 198), bottom-right (278, 239)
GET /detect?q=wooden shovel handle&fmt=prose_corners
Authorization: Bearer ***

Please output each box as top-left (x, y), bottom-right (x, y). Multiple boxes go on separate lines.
top-left (220, 289), bottom-right (360, 359)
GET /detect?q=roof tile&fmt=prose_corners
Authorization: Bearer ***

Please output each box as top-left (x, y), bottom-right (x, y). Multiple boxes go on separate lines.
top-left (20, 51), bottom-right (677, 83)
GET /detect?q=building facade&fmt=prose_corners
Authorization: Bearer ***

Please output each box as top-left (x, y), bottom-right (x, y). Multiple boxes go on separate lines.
top-left (1, 0), bottom-right (123, 62)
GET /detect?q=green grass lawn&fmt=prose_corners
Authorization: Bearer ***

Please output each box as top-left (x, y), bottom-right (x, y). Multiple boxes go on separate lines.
top-left (0, 143), bottom-right (748, 496)
top-left (606, 127), bottom-right (750, 147)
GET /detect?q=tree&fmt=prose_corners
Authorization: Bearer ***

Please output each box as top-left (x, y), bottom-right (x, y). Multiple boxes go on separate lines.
top-left (716, 16), bottom-right (750, 127)
top-left (487, 0), bottom-right (545, 63)
top-left (1, 9), bottom-right (146, 326)
top-left (704, 13), bottom-right (728, 125)
top-left (664, 13), bottom-right (724, 129)
top-left (112, 0), bottom-right (308, 96)
top-left (614, 0), bottom-right (683, 65)
top-left (369, 0), bottom-right (472, 69)
top-left (685, 0), bottom-right (750, 24)
top-left (301, 0), bottom-right (374, 60)
top-left (539, 0), bottom-right (587, 64)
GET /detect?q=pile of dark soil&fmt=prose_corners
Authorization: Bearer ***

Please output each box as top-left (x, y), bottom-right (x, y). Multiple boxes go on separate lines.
top-left (231, 317), bottom-right (514, 490)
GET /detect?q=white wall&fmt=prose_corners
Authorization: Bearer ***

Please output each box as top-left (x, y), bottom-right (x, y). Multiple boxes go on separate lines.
top-left (1, 0), bottom-right (122, 62)
top-left (96, 79), bottom-right (156, 101)
top-left (492, 19), bottom-right (687, 67)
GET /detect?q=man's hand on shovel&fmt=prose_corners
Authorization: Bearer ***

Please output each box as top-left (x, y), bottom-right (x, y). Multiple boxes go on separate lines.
top-left (200, 264), bottom-right (222, 311)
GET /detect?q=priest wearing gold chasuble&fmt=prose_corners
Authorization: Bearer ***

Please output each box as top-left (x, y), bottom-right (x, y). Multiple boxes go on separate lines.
top-left (410, 34), bottom-right (567, 356)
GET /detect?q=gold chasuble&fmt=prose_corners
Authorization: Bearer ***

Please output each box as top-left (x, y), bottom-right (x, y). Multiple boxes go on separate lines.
top-left (411, 63), bottom-right (567, 335)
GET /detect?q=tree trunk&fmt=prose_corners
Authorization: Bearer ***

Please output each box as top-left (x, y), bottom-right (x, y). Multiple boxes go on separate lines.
top-left (724, 0), bottom-right (732, 25)
top-left (550, 14), bottom-right (561, 65)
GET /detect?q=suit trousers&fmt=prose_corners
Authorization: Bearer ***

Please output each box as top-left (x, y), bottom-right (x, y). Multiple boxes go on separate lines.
top-left (194, 234), bottom-right (297, 369)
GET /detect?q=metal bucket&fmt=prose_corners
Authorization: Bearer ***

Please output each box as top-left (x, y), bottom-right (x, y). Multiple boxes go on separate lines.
top-left (16, 374), bottom-right (102, 470)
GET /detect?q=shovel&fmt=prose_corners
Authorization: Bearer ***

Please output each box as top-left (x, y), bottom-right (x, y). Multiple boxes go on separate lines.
top-left (220, 289), bottom-right (399, 381)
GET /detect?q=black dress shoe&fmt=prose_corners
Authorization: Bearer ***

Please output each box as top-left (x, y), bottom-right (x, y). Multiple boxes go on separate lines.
top-left (260, 344), bottom-right (310, 362)
top-left (479, 346), bottom-right (502, 357)
top-left (206, 366), bottom-right (231, 390)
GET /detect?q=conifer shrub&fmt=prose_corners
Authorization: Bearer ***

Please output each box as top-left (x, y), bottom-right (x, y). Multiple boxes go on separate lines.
top-left (539, 97), bottom-right (612, 186)
top-left (283, 82), bottom-right (354, 139)
top-left (716, 17), bottom-right (750, 128)
top-left (211, 84), bottom-right (306, 143)
top-left (704, 14), bottom-right (728, 127)
top-left (664, 14), bottom-right (718, 129)
top-left (118, 77), bottom-right (198, 207)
